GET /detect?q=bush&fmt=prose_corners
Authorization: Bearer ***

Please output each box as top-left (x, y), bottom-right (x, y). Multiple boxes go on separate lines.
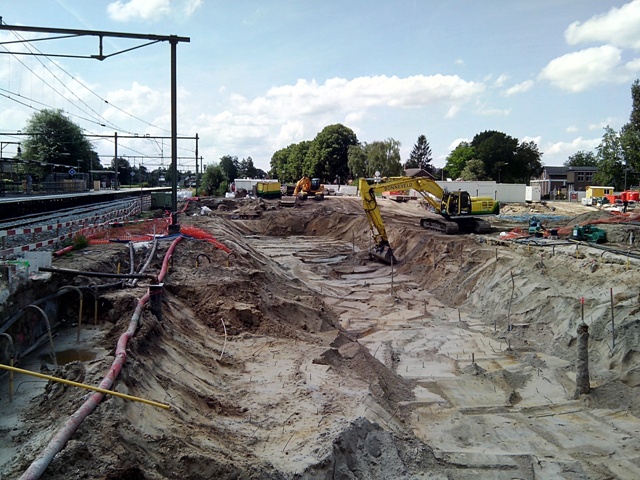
top-left (72, 234), bottom-right (89, 250)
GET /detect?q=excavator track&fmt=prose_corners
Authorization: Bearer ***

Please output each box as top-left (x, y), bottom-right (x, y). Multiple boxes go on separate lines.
top-left (420, 217), bottom-right (492, 235)
top-left (420, 218), bottom-right (460, 234)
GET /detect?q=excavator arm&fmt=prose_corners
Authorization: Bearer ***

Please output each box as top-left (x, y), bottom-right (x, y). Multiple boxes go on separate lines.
top-left (359, 176), bottom-right (499, 264)
top-left (359, 177), bottom-right (445, 263)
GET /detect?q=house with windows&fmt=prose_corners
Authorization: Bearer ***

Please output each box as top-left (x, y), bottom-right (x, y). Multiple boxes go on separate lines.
top-left (530, 165), bottom-right (598, 199)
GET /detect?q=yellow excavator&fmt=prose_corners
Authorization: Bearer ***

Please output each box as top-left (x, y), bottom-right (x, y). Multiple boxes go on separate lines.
top-left (359, 177), bottom-right (500, 263)
top-left (293, 176), bottom-right (325, 200)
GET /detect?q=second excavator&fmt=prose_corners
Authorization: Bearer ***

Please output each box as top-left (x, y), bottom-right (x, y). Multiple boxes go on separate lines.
top-left (359, 176), bottom-right (500, 263)
top-left (293, 176), bottom-right (325, 200)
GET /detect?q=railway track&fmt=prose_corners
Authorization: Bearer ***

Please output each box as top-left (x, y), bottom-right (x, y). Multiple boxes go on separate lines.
top-left (0, 196), bottom-right (150, 258)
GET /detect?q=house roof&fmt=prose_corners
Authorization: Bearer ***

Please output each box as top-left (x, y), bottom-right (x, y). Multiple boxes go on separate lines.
top-left (543, 166), bottom-right (568, 175)
top-left (403, 168), bottom-right (435, 179)
top-left (567, 166), bottom-right (598, 172)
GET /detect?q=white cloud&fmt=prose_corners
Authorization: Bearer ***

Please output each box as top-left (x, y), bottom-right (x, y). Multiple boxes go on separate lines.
top-left (565, 0), bottom-right (640, 50)
top-left (448, 138), bottom-right (470, 151)
top-left (543, 136), bottom-right (601, 160)
top-left (538, 46), bottom-right (626, 92)
top-left (588, 118), bottom-right (615, 130)
top-left (523, 135), bottom-right (542, 146)
top-left (273, 120), bottom-right (305, 148)
top-left (625, 58), bottom-right (640, 73)
top-left (494, 74), bottom-right (509, 87)
top-left (566, 125), bottom-right (578, 133)
top-left (107, 0), bottom-right (201, 22)
top-left (505, 80), bottom-right (534, 96)
top-left (454, 59), bottom-right (465, 66)
top-left (445, 105), bottom-right (460, 118)
top-left (476, 107), bottom-right (511, 116)
top-left (260, 74), bottom-right (484, 113)
top-left (182, 74), bottom-right (485, 167)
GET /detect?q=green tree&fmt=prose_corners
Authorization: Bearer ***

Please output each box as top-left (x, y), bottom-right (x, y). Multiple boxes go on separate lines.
top-left (444, 142), bottom-right (475, 180)
top-left (347, 144), bottom-right (367, 179)
top-left (594, 126), bottom-right (625, 190)
top-left (460, 158), bottom-right (486, 181)
top-left (270, 144), bottom-right (294, 181)
top-left (287, 141), bottom-right (311, 181)
top-left (202, 163), bottom-right (226, 195)
top-left (219, 155), bottom-right (239, 182)
top-left (565, 150), bottom-right (598, 167)
top-left (19, 109), bottom-right (98, 179)
top-left (513, 141), bottom-right (543, 184)
top-left (471, 130), bottom-right (518, 182)
top-left (238, 156), bottom-right (257, 178)
top-left (109, 157), bottom-right (131, 186)
top-left (363, 139), bottom-right (403, 177)
top-left (304, 124), bottom-right (358, 181)
top-left (620, 79), bottom-right (640, 187)
top-left (269, 141), bottom-right (311, 182)
top-left (406, 134), bottom-right (433, 171)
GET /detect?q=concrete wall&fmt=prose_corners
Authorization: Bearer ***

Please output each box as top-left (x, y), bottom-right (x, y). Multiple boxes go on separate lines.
top-left (328, 185), bottom-right (359, 196)
top-left (235, 178), bottom-right (279, 192)
top-left (327, 180), bottom-right (528, 202)
top-left (420, 181), bottom-right (526, 203)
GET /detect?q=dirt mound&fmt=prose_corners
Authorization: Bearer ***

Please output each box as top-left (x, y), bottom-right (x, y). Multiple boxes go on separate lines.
top-left (6, 196), bottom-right (640, 479)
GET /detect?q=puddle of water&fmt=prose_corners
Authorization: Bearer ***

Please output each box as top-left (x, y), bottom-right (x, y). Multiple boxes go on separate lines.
top-left (42, 349), bottom-right (97, 365)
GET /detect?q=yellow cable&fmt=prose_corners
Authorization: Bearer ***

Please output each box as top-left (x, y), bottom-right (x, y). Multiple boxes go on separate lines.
top-left (0, 363), bottom-right (170, 410)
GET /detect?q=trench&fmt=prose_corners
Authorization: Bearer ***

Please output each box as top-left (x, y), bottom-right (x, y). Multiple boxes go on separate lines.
top-left (2, 198), bottom-right (640, 479)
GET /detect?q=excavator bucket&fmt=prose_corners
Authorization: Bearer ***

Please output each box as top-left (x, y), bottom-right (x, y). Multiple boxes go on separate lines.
top-left (370, 244), bottom-right (397, 265)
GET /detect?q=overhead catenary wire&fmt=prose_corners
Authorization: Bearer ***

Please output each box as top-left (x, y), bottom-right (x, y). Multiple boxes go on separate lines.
top-left (0, 19), bottom-right (193, 140)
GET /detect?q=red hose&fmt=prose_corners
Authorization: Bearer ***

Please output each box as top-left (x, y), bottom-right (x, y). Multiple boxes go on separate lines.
top-left (52, 245), bottom-right (75, 257)
top-left (21, 236), bottom-right (183, 479)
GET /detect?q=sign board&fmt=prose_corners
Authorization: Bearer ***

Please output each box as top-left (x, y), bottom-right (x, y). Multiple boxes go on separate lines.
top-left (68, 168), bottom-right (76, 176)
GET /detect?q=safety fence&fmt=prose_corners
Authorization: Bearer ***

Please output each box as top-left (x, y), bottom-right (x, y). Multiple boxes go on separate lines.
top-left (0, 197), bottom-right (148, 258)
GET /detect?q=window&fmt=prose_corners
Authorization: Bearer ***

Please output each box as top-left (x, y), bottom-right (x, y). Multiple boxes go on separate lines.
top-left (578, 172), bottom-right (584, 182)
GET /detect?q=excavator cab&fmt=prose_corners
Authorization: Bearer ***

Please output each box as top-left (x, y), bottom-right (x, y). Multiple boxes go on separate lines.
top-left (442, 191), bottom-right (472, 217)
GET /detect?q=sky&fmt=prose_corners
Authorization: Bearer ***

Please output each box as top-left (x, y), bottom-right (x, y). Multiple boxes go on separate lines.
top-left (1, 0), bottom-right (640, 175)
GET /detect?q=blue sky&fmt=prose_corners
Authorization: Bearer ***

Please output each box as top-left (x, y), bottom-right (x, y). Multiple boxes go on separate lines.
top-left (1, 0), bottom-right (640, 175)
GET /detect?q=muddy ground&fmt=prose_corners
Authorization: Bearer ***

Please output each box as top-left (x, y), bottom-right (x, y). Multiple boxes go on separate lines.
top-left (2, 196), bottom-right (640, 479)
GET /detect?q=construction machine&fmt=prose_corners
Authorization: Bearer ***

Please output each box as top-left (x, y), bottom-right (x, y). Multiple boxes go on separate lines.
top-left (293, 176), bottom-right (325, 200)
top-left (359, 177), bottom-right (500, 263)
top-left (571, 224), bottom-right (607, 243)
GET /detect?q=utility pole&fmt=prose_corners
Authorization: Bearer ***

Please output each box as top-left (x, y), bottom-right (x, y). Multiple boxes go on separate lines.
top-left (0, 22), bottom-right (190, 221)
top-left (195, 133), bottom-right (199, 197)
top-left (114, 131), bottom-right (118, 190)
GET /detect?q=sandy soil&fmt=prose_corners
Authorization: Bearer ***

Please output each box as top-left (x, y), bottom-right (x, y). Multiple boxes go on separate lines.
top-left (2, 196), bottom-right (640, 479)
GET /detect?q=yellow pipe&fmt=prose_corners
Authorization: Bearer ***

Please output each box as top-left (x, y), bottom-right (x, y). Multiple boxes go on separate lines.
top-left (0, 364), bottom-right (171, 410)
top-left (9, 356), bottom-right (14, 403)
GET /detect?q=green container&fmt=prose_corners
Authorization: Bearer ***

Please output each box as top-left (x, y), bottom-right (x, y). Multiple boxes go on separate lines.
top-left (256, 182), bottom-right (282, 199)
top-left (151, 192), bottom-right (172, 208)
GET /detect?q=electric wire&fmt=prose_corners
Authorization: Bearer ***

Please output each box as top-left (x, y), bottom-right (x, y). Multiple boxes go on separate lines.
top-left (3, 27), bottom-right (132, 134)
top-left (1, 20), bottom-right (192, 138)
top-left (1, 21), bottom-right (198, 165)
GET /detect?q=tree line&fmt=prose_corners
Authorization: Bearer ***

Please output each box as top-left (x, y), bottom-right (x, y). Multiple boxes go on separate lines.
top-left (564, 80), bottom-right (640, 190)
top-left (9, 78), bottom-right (640, 194)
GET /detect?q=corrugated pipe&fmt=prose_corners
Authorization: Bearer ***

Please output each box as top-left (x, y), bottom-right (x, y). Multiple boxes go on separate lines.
top-left (127, 237), bottom-right (159, 288)
top-left (20, 235), bottom-right (183, 480)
